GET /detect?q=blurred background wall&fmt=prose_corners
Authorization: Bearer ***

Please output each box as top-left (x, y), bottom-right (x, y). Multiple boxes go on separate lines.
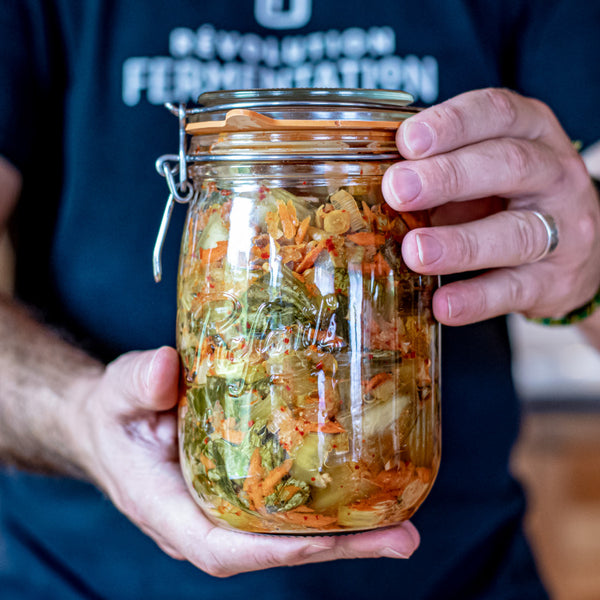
top-left (510, 315), bottom-right (600, 600)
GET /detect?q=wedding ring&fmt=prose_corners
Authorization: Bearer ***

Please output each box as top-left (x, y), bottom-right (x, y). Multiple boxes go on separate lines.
top-left (530, 210), bottom-right (559, 262)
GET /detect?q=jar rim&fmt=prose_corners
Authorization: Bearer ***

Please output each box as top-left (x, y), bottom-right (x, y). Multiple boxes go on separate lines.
top-left (195, 88), bottom-right (414, 110)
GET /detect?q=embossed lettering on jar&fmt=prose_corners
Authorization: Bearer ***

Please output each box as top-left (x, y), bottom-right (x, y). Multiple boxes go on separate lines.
top-left (162, 89), bottom-right (441, 534)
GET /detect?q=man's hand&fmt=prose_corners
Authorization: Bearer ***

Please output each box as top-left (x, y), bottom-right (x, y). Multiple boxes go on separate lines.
top-left (382, 88), bottom-right (600, 326)
top-left (75, 346), bottom-right (420, 578)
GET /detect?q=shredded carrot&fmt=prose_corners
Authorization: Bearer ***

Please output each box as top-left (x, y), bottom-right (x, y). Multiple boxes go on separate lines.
top-left (221, 428), bottom-right (245, 445)
top-left (303, 420), bottom-right (346, 434)
top-left (361, 252), bottom-right (392, 277)
top-left (361, 201), bottom-right (376, 231)
top-left (279, 509), bottom-right (337, 528)
top-left (280, 485), bottom-right (303, 502)
top-left (347, 490), bottom-right (399, 509)
top-left (373, 464), bottom-right (414, 491)
top-left (416, 467), bottom-right (433, 484)
top-left (290, 270), bottom-right (305, 283)
top-left (265, 210), bottom-right (280, 238)
top-left (246, 448), bottom-right (264, 482)
top-left (200, 240), bottom-right (228, 263)
top-left (286, 200), bottom-right (298, 226)
top-left (290, 505), bottom-right (315, 513)
top-left (243, 448), bottom-right (265, 512)
top-left (278, 202), bottom-right (296, 239)
top-left (296, 240), bottom-right (326, 273)
top-left (364, 371), bottom-right (393, 393)
top-left (261, 459), bottom-right (293, 497)
top-left (399, 212), bottom-right (425, 231)
top-left (199, 454), bottom-right (216, 471)
top-left (295, 216), bottom-right (311, 244)
top-left (346, 232), bottom-right (386, 246)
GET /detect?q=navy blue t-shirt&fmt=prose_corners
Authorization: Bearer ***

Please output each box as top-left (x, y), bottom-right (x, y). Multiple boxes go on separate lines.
top-left (1, 0), bottom-right (599, 598)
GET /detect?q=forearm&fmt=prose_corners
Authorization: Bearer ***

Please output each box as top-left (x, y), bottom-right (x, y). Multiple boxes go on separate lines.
top-left (0, 292), bottom-right (103, 478)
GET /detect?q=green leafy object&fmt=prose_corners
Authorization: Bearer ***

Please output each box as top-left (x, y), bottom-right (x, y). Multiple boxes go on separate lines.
top-left (186, 385), bottom-right (211, 420)
top-left (333, 267), bottom-right (349, 295)
top-left (209, 437), bottom-right (253, 480)
top-left (244, 267), bottom-right (327, 333)
top-left (264, 477), bottom-right (310, 512)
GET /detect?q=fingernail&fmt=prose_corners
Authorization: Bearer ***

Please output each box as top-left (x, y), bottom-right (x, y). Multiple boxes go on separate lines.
top-left (403, 121), bottom-right (434, 155)
top-left (381, 547), bottom-right (410, 559)
top-left (447, 294), bottom-right (464, 319)
top-left (390, 168), bottom-right (422, 204)
top-left (146, 350), bottom-right (160, 389)
top-left (415, 233), bottom-right (442, 266)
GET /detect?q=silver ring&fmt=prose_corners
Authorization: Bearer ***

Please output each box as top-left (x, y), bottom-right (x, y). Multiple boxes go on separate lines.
top-left (530, 211), bottom-right (559, 262)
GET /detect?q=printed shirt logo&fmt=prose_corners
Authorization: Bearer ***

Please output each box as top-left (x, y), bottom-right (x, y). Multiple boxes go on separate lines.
top-left (122, 12), bottom-right (439, 107)
top-left (255, 0), bottom-right (312, 30)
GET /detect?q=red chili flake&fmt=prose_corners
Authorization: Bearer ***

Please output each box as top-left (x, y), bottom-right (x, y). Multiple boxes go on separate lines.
top-left (285, 384), bottom-right (291, 391)
top-left (332, 444), bottom-right (337, 449)
top-left (311, 477), bottom-right (316, 481)
top-left (299, 431), bottom-right (304, 435)
top-left (368, 354), bottom-right (374, 360)
top-left (280, 407), bottom-right (286, 412)
top-left (302, 181), bottom-right (307, 185)
top-left (355, 465), bottom-right (360, 470)
top-left (315, 361), bottom-right (323, 370)
top-left (261, 252), bottom-right (269, 259)
top-left (204, 437), bottom-right (209, 444)
top-left (304, 516), bottom-right (308, 521)
top-left (284, 349), bottom-right (289, 355)
top-left (325, 238), bottom-right (336, 252)
top-left (284, 337), bottom-right (290, 343)
top-left (248, 420), bottom-right (255, 427)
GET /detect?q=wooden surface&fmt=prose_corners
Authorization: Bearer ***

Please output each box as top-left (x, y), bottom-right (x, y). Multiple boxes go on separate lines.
top-left (512, 408), bottom-right (600, 600)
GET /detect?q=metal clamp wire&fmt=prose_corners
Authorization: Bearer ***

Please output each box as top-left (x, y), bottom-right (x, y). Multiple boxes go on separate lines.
top-left (158, 158), bottom-right (194, 204)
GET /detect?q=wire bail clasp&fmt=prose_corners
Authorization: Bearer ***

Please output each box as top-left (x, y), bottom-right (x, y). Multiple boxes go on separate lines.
top-left (153, 103), bottom-right (194, 282)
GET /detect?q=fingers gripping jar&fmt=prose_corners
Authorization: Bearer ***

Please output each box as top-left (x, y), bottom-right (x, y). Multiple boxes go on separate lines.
top-left (154, 89), bottom-right (441, 534)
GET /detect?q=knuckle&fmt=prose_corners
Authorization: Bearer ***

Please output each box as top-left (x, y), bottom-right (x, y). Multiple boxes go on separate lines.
top-left (513, 212), bottom-right (541, 262)
top-left (465, 282), bottom-right (488, 320)
top-left (434, 154), bottom-right (465, 199)
top-left (505, 270), bottom-right (536, 311)
top-left (528, 97), bottom-right (559, 131)
top-left (502, 139), bottom-right (533, 182)
top-left (575, 211), bottom-right (598, 249)
top-left (432, 101), bottom-right (468, 138)
top-left (452, 229), bottom-right (478, 265)
top-left (484, 88), bottom-right (519, 130)
top-left (564, 151), bottom-right (592, 192)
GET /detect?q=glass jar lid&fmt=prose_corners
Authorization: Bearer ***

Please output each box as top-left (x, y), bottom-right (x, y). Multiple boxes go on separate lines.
top-left (186, 88), bottom-right (418, 135)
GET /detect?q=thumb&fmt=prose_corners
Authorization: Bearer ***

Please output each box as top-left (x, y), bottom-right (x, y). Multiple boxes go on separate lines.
top-left (108, 346), bottom-right (180, 413)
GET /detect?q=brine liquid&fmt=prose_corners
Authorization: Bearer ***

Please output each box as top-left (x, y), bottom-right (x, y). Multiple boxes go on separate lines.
top-left (177, 179), bottom-right (440, 533)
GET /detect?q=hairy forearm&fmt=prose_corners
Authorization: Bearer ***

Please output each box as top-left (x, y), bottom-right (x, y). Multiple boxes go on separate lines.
top-left (0, 292), bottom-right (103, 478)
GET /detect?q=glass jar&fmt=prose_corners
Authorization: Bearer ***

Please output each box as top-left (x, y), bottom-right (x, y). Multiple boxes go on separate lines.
top-left (156, 89), bottom-right (440, 534)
